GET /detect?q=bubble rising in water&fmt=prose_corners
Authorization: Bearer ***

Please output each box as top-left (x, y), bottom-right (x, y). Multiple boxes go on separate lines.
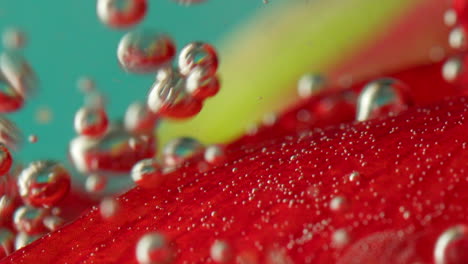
top-left (125, 101), bottom-right (159, 133)
top-left (74, 106), bottom-right (109, 137)
top-left (178, 42), bottom-right (218, 76)
top-left (13, 206), bottom-right (46, 234)
top-left (297, 74), bottom-right (326, 99)
top-left (185, 67), bottom-right (220, 100)
top-left (0, 51), bottom-right (37, 98)
top-left (434, 225), bottom-right (468, 264)
top-left (210, 240), bottom-right (233, 263)
top-left (117, 29), bottom-right (176, 74)
top-left (17, 161), bottom-right (71, 208)
top-left (204, 145), bottom-right (225, 165)
top-left (163, 137), bottom-right (204, 167)
top-left (97, 0), bottom-right (147, 29)
top-left (136, 232), bottom-right (174, 264)
top-left (131, 158), bottom-right (167, 189)
top-left (147, 67), bottom-right (186, 113)
top-left (356, 78), bottom-right (412, 122)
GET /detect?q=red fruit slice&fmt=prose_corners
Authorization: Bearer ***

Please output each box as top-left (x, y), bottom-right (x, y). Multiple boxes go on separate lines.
top-left (4, 90), bottom-right (468, 263)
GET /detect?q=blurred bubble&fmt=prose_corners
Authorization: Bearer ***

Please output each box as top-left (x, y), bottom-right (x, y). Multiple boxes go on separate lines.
top-left (13, 206), bottom-right (47, 234)
top-left (97, 0), bottom-right (147, 29)
top-left (117, 29), bottom-right (176, 73)
top-left (163, 137), bottom-right (204, 167)
top-left (2, 28), bottom-right (26, 50)
top-left (0, 51), bottom-right (37, 98)
top-left (74, 106), bottom-right (109, 137)
top-left (178, 42), bottom-right (218, 76)
top-left (186, 67), bottom-right (220, 100)
top-left (124, 101), bottom-right (159, 133)
top-left (35, 105), bottom-right (53, 125)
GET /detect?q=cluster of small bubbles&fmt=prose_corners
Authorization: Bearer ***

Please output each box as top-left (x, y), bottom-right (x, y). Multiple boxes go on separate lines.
top-left (0, 228), bottom-right (14, 257)
top-left (100, 197), bottom-right (119, 219)
top-left (69, 124), bottom-right (155, 174)
top-left (330, 196), bottom-right (348, 212)
top-left (356, 78), bottom-right (412, 122)
top-left (13, 206), bottom-right (46, 234)
top-left (0, 144), bottom-right (12, 176)
top-left (163, 137), bottom-right (204, 167)
top-left (297, 74), bottom-right (326, 99)
top-left (204, 145), bottom-right (226, 165)
top-left (74, 106), bottom-right (109, 137)
top-left (97, 0), bottom-right (147, 29)
top-left (117, 29), bottom-right (176, 74)
top-left (210, 240), bottom-right (233, 263)
top-left (17, 161), bottom-right (71, 208)
top-left (136, 232), bottom-right (174, 264)
top-left (131, 158), bottom-right (166, 188)
top-left (2, 28), bottom-right (26, 50)
top-left (331, 229), bottom-right (350, 248)
top-left (449, 26), bottom-right (466, 50)
top-left (434, 225), bottom-right (468, 264)
top-left (85, 174), bottom-right (107, 193)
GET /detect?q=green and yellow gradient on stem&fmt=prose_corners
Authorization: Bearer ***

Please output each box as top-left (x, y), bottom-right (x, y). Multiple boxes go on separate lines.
top-left (158, 0), bottom-right (450, 146)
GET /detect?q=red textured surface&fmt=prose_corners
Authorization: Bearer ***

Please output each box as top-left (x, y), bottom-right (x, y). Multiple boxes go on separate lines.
top-left (3, 59), bottom-right (468, 263)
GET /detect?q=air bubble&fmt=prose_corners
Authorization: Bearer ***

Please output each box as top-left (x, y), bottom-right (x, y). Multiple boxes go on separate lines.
top-left (2, 28), bottom-right (26, 50)
top-left (356, 78), bottom-right (412, 122)
top-left (297, 74), bottom-right (326, 99)
top-left (332, 229), bottom-right (350, 248)
top-left (85, 174), bottom-right (107, 193)
top-left (136, 232), bottom-right (174, 264)
top-left (117, 29), bottom-right (176, 74)
top-left (131, 159), bottom-right (167, 188)
top-left (204, 145), bottom-right (225, 165)
top-left (434, 225), bottom-right (468, 264)
top-left (13, 206), bottom-right (46, 234)
top-left (74, 106), bottom-right (109, 137)
top-left (443, 56), bottom-right (463, 83)
top-left (210, 240), bottom-right (233, 263)
top-left (163, 137), bottom-right (204, 167)
top-left (0, 51), bottom-right (37, 98)
top-left (97, 0), bottom-right (147, 28)
top-left (124, 101), bottom-right (159, 133)
top-left (17, 161), bottom-right (71, 208)
top-left (100, 197), bottom-right (119, 219)
top-left (178, 42), bottom-right (218, 76)
top-left (449, 26), bottom-right (466, 50)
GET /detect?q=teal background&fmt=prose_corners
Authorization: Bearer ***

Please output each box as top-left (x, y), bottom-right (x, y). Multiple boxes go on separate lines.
top-left (0, 0), bottom-right (268, 163)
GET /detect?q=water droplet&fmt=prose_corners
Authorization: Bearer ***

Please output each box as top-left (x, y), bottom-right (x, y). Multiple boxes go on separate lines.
top-left (100, 197), bottom-right (119, 219)
top-left (85, 174), bottom-right (107, 193)
top-left (2, 28), bottom-right (26, 50)
top-left (178, 42), bottom-right (218, 76)
top-left (97, 0), bottom-right (147, 28)
top-left (297, 74), bottom-right (326, 99)
top-left (125, 101), bottom-right (159, 133)
top-left (13, 206), bottom-right (46, 234)
top-left (0, 228), bottom-right (14, 257)
top-left (332, 229), bottom-right (350, 248)
top-left (434, 225), bottom-right (468, 264)
top-left (449, 26), bottom-right (466, 50)
top-left (204, 145), bottom-right (225, 165)
top-left (185, 67), bottom-right (220, 100)
top-left (74, 106), bottom-right (109, 137)
top-left (131, 159), bottom-right (167, 188)
top-left (136, 232), bottom-right (174, 264)
top-left (17, 161), bottom-right (71, 208)
top-left (117, 29), bottom-right (176, 73)
top-left (163, 137), bottom-right (204, 167)
top-left (356, 78), bottom-right (411, 122)
top-left (210, 240), bottom-right (233, 263)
